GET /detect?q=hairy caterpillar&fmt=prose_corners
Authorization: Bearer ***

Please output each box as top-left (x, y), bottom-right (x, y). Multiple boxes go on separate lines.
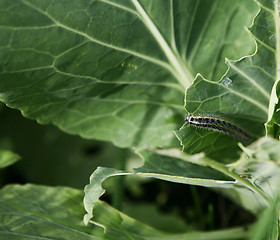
top-left (185, 114), bottom-right (251, 141)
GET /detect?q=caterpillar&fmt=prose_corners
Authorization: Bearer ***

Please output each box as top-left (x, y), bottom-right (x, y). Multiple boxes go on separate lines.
top-left (184, 114), bottom-right (251, 142)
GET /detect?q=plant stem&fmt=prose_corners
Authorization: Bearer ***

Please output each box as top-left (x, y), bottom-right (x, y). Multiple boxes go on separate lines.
top-left (200, 157), bottom-right (270, 205)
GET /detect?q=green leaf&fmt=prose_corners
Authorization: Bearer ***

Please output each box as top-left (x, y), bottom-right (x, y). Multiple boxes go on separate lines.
top-left (0, 150), bottom-right (20, 169)
top-left (0, 184), bottom-right (251, 240)
top-left (90, 201), bottom-right (252, 240)
top-left (224, 137), bottom-right (280, 212)
top-left (268, 75), bottom-right (280, 138)
top-left (153, 146), bottom-right (272, 211)
top-left (175, 126), bottom-right (243, 162)
top-left (210, 137), bottom-right (280, 216)
top-left (0, 0), bottom-right (257, 148)
top-left (84, 136), bottom-right (280, 221)
top-left (249, 197), bottom-right (279, 240)
top-left (178, 0), bottom-right (280, 159)
top-left (84, 149), bottom-right (238, 224)
top-left (171, 136), bottom-right (280, 215)
top-left (0, 184), bottom-right (101, 239)
top-left (83, 150), bottom-right (236, 225)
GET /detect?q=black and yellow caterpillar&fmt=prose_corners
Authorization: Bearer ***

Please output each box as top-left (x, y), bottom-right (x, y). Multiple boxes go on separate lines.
top-left (185, 114), bottom-right (251, 142)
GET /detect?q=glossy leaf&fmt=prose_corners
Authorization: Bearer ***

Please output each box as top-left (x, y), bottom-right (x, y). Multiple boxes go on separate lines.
top-left (84, 149), bottom-right (236, 225)
top-left (0, 184), bottom-right (252, 240)
top-left (178, 0), bottom-right (279, 160)
top-left (0, 0), bottom-right (257, 148)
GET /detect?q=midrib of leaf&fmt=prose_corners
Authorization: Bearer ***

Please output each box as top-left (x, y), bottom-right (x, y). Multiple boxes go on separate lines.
top-left (98, 0), bottom-right (138, 15)
top-left (154, 148), bottom-right (270, 205)
top-left (131, 0), bottom-right (193, 88)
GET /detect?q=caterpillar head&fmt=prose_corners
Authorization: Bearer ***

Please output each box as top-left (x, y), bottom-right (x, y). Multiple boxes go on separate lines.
top-left (185, 114), bottom-right (191, 123)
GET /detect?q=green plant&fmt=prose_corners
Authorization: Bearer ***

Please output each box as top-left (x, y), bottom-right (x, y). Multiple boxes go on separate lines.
top-left (0, 0), bottom-right (280, 239)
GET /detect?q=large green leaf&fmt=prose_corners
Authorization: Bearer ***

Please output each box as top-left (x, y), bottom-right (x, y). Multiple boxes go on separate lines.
top-left (0, 184), bottom-right (252, 240)
top-left (83, 150), bottom-right (237, 225)
top-left (177, 0), bottom-right (280, 159)
top-left (0, 0), bottom-right (257, 148)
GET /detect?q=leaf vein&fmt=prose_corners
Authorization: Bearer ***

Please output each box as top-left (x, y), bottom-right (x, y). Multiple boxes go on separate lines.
top-left (226, 59), bottom-right (271, 100)
top-left (20, 0), bottom-right (174, 76)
